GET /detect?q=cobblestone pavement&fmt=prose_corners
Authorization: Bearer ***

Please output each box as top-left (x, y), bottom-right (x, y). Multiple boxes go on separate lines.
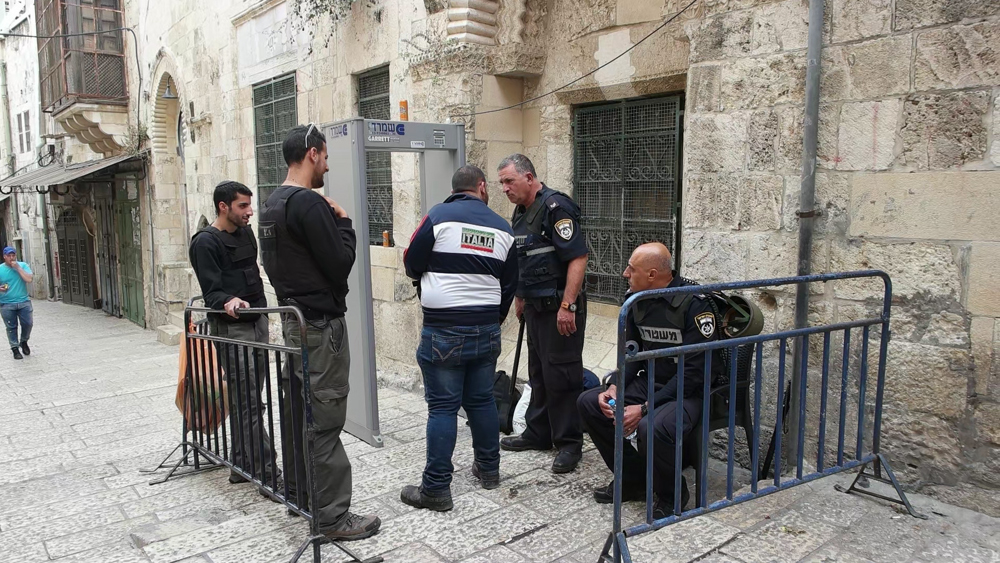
top-left (2, 300), bottom-right (999, 563)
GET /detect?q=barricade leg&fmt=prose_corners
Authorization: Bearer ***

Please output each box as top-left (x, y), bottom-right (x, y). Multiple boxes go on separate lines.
top-left (835, 454), bottom-right (926, 519)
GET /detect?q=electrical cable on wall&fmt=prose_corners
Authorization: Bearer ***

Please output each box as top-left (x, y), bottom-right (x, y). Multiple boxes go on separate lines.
top-left (0, 27), bottom-right (143, 152)
top-left (453, 0), bottom-right (699, 118)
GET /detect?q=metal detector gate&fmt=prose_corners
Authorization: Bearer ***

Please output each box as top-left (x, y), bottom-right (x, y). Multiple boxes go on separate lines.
top-left (322, 118), bottom-right (465, 447)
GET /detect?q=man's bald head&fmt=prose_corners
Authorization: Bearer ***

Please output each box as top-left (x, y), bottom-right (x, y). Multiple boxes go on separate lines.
top-left (623, 242), bottom-right (674, 292)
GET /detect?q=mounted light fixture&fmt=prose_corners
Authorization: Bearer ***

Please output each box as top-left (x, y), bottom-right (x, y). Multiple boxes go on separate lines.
top-left (162, 82), bottom-right (178, 100)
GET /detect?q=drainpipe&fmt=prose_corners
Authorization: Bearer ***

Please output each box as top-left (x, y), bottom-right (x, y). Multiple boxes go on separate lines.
top-left (1, 58), bottom-right (15, 175)
top-left (787, 0), bottom-right (825, 469)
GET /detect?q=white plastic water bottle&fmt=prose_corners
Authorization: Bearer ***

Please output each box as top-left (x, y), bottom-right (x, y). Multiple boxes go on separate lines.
top-left (608, 398), bottom-right (638, 447)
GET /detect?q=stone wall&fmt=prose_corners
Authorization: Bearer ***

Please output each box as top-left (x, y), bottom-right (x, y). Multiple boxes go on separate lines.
top-left (121, 0), bottom-right (1000, 512)
top-left (683, 0), bottom-right (1000, 513)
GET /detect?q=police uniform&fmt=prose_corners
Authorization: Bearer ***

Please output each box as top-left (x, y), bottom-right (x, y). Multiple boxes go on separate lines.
top-left (577, 275), bottom-right (725, 506)
top-left (188, 225), bottom-right (274, 482)
top-left (512, 184), bottom-right (589, 455)
top-left (258, 185), bottom-right (358, 533)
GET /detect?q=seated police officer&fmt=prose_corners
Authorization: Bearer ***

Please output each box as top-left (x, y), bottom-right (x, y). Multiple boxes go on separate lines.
top-left (577, 242), bottom-right (723, 517)
top-left (189, 181), bottom-right (276, 486)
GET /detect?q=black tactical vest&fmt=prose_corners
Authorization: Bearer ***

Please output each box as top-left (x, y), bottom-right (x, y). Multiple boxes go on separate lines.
top-left (258, 186), bottom-right (330, 304)
top-left (194, 225), bottom-right (265, 305)
top-left (629, 278), bottom-right (701, 361)
top-left (511, 188), bottom-right (572, 299)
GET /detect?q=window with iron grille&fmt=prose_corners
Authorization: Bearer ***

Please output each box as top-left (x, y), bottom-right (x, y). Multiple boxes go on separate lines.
top-left (252, 74), bottom-right (297, 205)
top-left (358, 66), bottom-right (393, 246)
top-left (36, 0), bottom-right (127, 112)
top-left (573, 96), bottom-right (682, 305)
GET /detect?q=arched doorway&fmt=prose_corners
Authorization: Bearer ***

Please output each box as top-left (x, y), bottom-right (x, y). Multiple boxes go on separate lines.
top-left (148, 59), bottom-right (193, 329)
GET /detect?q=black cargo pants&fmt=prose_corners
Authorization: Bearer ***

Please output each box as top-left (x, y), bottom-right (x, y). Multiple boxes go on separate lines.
top-left (210, 316), bottom-right (277, 481)
top-left (520, 295), bottom-right (587, 453)
top-left (281, 314), bottom-right (353, 532)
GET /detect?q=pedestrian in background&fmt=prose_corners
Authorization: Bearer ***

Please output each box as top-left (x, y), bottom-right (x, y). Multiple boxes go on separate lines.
top-left (399, 165), bottom-right (518, 511)
top-left (189, 181), bottom-right (277, 488)
top-left (0, 246), bottom-right (34, 360)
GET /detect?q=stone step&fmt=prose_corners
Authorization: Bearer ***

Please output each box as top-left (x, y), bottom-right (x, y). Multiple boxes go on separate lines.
top-left (156, 324), bottom-right (183, 346)
top-left (169, 311), bottom-right (185, 330)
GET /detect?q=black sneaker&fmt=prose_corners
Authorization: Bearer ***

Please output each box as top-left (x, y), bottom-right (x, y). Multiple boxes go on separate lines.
top-left (652, 478), bottom-right (691, 519)
top-left (12, 347), bottom-right (22, 360)
top-left (323, 511), bottom-right (382, 541)
top-left (20, 342), bottom-right (29, 356)
top-left (500, 435), bottom-right (552, 452)
top-left (552, 449), bottom-right (582, 474)
top-left (593, 480), bottom-right (645, 504)
top-left (399, 484), bottom-right (453, 512)
top-left (471, 462), bottom-right (500, 490)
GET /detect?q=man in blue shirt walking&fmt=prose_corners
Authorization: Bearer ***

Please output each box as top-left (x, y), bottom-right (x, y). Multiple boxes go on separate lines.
top-left (0, 246), bottom-right (34, 360)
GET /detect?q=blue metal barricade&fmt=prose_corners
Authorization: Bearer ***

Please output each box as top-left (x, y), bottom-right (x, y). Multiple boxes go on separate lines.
top-left (600, 271), bottom-right (925, 563)
top-left (145, 298), bottom-right (381, 563)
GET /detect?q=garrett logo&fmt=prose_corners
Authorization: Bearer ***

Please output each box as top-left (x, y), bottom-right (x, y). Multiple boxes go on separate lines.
top-left (461, 228), bottom-right (495, 252)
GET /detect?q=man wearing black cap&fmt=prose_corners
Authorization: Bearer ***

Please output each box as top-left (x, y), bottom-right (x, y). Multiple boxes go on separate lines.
top-left (189, 181), bottom-right (276, 486)
top-left (0, 246), bottom-right (34, 360)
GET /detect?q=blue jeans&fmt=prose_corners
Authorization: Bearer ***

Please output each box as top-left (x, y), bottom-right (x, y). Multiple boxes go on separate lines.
top-left (417, 324), bottom-right (502, 495)
top-left (1, 301), bottom-right (33, 348)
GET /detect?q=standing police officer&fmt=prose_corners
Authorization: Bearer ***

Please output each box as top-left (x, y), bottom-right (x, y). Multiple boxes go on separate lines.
top-left (189, 181), bottom-right (276, 486)
top-left (577, 242), bottom-right (724, 517)
top-left (498, 154), bottom-right (588, 474)
top-left (258, 124), bottom-right (381, 541)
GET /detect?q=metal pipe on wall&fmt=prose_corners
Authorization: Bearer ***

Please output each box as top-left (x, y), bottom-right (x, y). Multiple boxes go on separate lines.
top-left (787, 0), bottom-right (826, 467)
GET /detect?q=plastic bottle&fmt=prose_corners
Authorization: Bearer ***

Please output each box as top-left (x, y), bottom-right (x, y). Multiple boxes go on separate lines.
top-left (607, 398), bottom-right (638, 444)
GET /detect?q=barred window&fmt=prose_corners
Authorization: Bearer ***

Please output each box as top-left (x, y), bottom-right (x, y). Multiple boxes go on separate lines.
top-left (574, 96), bottom-right (683, 304)
top-left (358, 66), bottom-right (393, 246)
top-left (252, 74), bottom-right (297, 205)
top-left (36, 0), bottom-right (127, 112)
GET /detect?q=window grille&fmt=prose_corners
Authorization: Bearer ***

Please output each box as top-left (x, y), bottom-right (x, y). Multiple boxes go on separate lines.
top-left (253, 74), bottom-right (297, 205)
top-left (358, 66), bottom-right (393, 246)
top-left (573, 96), bottom-right (682, 304)
top-left (36, 0), bottom-right (128, 112)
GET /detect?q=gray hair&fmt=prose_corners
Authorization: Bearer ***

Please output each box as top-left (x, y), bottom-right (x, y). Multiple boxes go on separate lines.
top-left (497, 153), bottom-right (537, 178)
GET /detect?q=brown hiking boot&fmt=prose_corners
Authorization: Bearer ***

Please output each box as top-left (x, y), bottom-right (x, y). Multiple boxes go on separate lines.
top-left (322, 512), bottom-right (381, 541)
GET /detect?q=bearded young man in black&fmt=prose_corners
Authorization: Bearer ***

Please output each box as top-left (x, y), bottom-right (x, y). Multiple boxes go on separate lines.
top-left (189, 181), bottom-right (275, 486)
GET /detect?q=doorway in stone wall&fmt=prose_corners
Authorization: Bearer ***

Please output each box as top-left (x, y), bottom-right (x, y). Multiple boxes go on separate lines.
top-left (55, 206), bottom-right (98, 308)
top-left (114, 179), bottom-right (145, 327)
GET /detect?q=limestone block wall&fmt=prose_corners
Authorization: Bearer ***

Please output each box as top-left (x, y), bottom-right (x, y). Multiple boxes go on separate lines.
top-left (683, 0), bottom-right (1000, 513)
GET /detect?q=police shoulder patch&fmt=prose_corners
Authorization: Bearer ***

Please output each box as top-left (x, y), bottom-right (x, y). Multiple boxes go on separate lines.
top-left (554, 218), bottom-right (574, 240)
top-left (695, 312), bottom-right (716, 339)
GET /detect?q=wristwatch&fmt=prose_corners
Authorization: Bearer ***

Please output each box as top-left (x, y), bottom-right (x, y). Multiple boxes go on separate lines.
top-left (640, 403), bottom-right (649, 417)
top-left (560, 301), bottom-right (578, 312)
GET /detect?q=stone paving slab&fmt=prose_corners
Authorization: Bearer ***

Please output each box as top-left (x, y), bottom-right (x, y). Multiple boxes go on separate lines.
top-left (1, 301), bottom-right (999, 563)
